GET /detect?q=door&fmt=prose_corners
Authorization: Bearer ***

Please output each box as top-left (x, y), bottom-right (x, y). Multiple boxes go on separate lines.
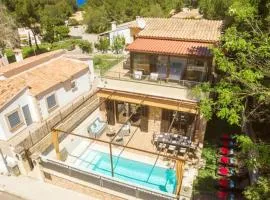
top-left (22, 105), bottom-right (33, 126)
top-left (140, 105), bottom-right (149, 132)
top-left (160, 109), bottom-right (173, 132)
top-left (106, 100), bottom-right (115, 125)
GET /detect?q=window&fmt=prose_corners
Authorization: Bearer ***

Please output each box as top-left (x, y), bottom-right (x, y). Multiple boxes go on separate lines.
top-left (71, 81), bottom-right (78, 92)
top-left (46, 94), bottom-right (58, 112)
top-left (6, 109), bottom-right (24, 131)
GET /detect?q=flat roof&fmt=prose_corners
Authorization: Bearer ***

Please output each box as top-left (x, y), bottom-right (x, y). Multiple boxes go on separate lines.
top-left (126, 38), bottom-right (212, 57)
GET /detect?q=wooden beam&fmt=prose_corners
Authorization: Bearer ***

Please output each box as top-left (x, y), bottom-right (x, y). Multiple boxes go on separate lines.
top-left (52, 130), bottom-right (61, 160)
top-left (97, 90), bottom-right (197, 114)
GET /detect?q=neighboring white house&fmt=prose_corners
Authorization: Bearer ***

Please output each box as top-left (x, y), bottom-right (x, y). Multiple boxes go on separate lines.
top-left (18, 28), bottom-right (42, 47)
top-left (0, 49), bottom-right (95, 174)
top-left (0, 50), bottom-right (94, 141)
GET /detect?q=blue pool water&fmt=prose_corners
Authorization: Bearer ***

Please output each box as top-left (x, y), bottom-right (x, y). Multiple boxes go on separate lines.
top-left (73, 149), bottom-right (177, 194)
top-left (76, 0), bottom-right (87, 7)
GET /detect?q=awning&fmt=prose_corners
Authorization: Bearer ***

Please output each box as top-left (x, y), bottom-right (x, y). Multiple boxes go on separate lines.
top-left (126, 38), bottom-right (212, 57)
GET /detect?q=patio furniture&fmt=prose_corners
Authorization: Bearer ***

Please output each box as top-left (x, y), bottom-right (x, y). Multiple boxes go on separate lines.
top-left (219, 140), bottom-right (237, 148)
top-left (150, 72), bottom-right (159, 81)
top-left (168, 145), bottom-right (176, 152)
top-left (216, 191), bottom-right (235, 200)
top-left (115, 136), bottom-right (124, 145)
top-left (120, 122), bottom-right (131, 136)
top-left (87, 117), bottom-right (107, 138)
top-left (217, 178), bottom-right (236, 190)
top-left (217, 167), bottom-right (237, 177)
top-left (218, 156), bottom-right (238, 167)
top-left (219, 147), bottom-right (235, 156)
top-left (133, 70), bottom-right (143, 80)
top-left (179, 147), bottom-right (187, 154)
top-left (158, 143), bottom-right (167, 151)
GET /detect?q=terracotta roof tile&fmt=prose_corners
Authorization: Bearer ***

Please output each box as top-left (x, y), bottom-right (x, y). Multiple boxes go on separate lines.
top-left (17, 57), bottom-right (89, 97)
top-left (126, 38), bottom-right (212, 57)
top-left (0, 78), bottom-right (27, 109)
top-left (0, 50), bottom-right (65, 78)
top-left (130, 18), bottom-right (223, 43)
top-left (0, 53), bottom-right (89, 108)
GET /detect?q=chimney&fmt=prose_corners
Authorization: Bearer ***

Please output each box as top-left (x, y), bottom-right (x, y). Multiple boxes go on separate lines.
top-left (111, 21), bottom-right (117, 31)
top-left (0, 54), bottom-right (9, 67)
top-left (136, 16), bottom-right (140, 24)
top-left (13, 49), bottom-right (23, 62)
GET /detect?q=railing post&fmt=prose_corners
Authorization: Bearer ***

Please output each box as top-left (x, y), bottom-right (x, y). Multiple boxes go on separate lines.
top-left (109, 143), bottom-right (114, 177)
top-left (52, 130), bottom-right (61, 160)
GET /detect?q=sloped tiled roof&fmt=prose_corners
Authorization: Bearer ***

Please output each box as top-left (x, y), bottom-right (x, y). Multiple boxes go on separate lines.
top-left (0, 78), bottom-right (27, 109)
top-left (0, 51), bottom-right (89, 109)
top-left (126, 38), bottom-right (212, 57)
top-left (0, 50), bottom-right (65, 78)
top-left (130, 18), bottom-right (222, 43)
top-left (17, 57), bottom-right (88, 97)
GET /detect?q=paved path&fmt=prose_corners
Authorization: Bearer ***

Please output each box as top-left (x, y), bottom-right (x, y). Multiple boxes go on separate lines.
top-left (0, 192), bottom-right (24, 200)
top-left (0, 175), bottom-right (95, 200)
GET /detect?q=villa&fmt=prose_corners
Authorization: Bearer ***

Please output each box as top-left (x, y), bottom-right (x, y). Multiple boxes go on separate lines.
top-left (37, 18), bottom-right (223, 200)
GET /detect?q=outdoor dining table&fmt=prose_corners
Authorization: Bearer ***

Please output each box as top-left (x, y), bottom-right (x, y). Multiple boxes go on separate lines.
top-left (154, 133), bottom-right (192, 149)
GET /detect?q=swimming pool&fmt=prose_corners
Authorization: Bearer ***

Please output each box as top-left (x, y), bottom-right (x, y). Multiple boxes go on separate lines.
top-left (72, 149), bottom-right (177, 194)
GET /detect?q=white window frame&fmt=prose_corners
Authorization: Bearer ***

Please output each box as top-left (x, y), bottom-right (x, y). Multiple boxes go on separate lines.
top-left (46, 93), bottom-right (58, 113)
top-left (71, 80), bottom-right (78, 92)
top-left (5, 108), bottom-right (24, 132)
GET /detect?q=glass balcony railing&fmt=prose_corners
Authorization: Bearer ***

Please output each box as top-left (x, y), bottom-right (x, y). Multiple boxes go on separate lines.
top-left (99, 70), bottom-right (202, 89)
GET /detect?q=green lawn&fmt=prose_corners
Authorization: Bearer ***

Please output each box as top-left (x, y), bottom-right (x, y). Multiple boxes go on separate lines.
top-left (93, 54), bottom-right (124, 74)
top-left (4, 39), bottom-right (86, 62)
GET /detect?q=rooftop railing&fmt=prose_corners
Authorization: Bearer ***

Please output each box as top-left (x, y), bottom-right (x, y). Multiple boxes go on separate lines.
top-left (99, 70), bottom-right (201, 89)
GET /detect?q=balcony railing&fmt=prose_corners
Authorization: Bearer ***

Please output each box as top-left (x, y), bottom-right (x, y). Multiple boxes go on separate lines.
top-left (100, 70), bottom-right (201, 89)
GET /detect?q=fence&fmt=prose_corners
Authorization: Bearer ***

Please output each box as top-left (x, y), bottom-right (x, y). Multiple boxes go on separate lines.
top-left (41, 156), bottom-right (178, 200)
top-left (101, 70), bottom-right (201, 89)
top-left (14, 90), bottom-right (99, 153)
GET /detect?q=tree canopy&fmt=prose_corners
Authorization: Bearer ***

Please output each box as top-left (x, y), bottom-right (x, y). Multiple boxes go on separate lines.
top-left (2, 0), bottom-right (77, 44)
top-left (0, 4), bottom-right (19, 51)
top-left (195, 0), bottom-right (270, 126)
top-left (84, 0), bottom-right (186, 33)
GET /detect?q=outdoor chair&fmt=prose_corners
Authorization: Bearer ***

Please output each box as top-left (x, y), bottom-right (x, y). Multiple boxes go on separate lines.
top-left (217, 167), bottom-right (237, 177)
top-left (217, 178), bottom-right (237, 190)
top-left (120, 122), bottom-right (131, 136)
top-left (133, 70), bottom-right (143, 80)
top-left (158, 143), bottom-right (167, 151)
top-left (217, 156), bottom-right (238, 167)
top-left (114, 136), bottom-right (124, 145)
top-left (168, 145), bottom-right (176, 153)
top-left (179, 147), bottom-right (187, 155)
top-left (218, 147), bottom-right (235, 156)
top-left (216, 190), bottom-right (236, 200)
top-left (149, 72), bottom-right (159, 82)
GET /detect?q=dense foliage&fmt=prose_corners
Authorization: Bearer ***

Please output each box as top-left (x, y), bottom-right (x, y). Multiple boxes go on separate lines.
top-left (84, 0), bottom-right (185, 33)
top-left (0, 4), bottom-right (19, 52)
top-left (95, 37), bottom-right (110, 53)
top-left (2, 0), bottom-right (77, 45)
top-left (195, 0), bottom-right (270, 126)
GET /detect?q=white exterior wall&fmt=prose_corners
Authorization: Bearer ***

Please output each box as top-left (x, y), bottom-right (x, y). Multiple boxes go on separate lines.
top-left (109, 28), bottom-right (132, 45)
top-left (0, 89), bottom-right (40, 141)
top-left (38, 72), bottom-right (91, 120)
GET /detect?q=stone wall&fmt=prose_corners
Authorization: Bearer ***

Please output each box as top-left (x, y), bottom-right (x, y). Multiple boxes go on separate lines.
top-left (148, 107), bottom-right (162, 134)
top-left (43, 171), bottom-right (125, 200)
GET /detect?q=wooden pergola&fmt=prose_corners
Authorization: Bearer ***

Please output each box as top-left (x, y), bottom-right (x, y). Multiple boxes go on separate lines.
top-left (50, 89), bottom-right (191, 196)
